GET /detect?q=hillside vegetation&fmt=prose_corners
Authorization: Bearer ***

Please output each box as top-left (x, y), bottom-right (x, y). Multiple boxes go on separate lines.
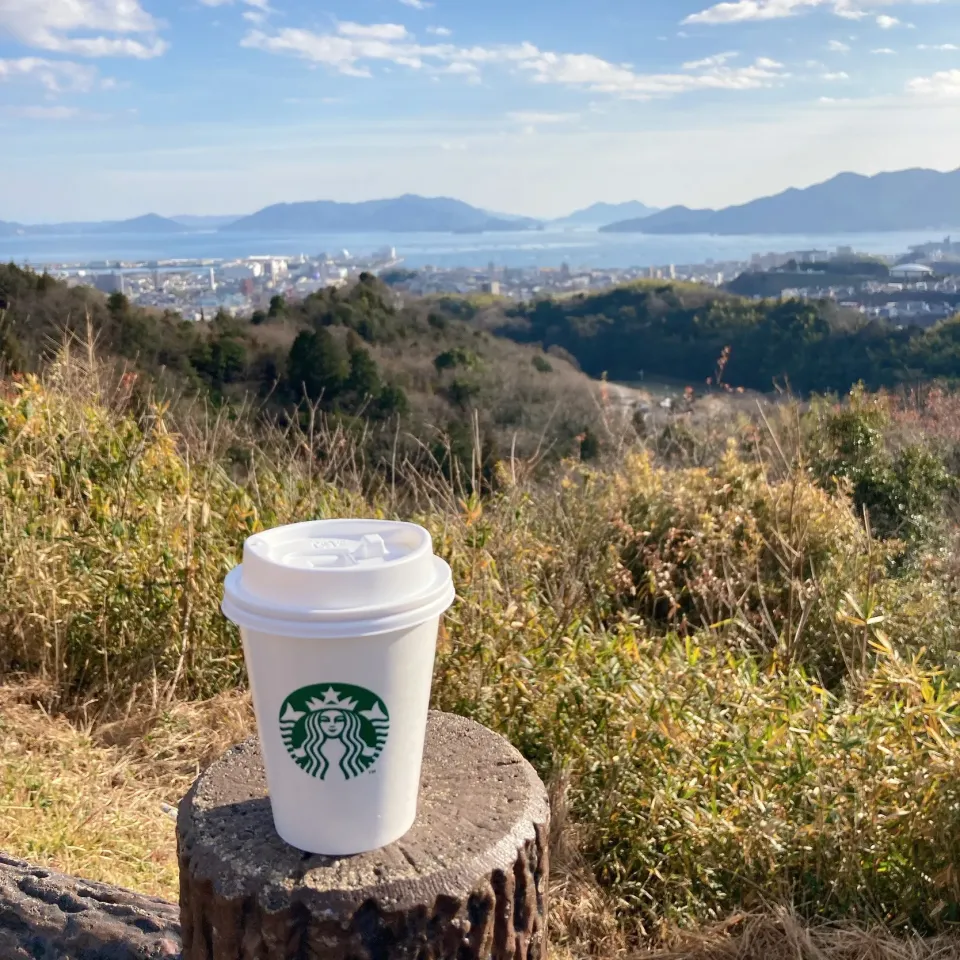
top-left (4, 335), bottom-right (960, 956)
top-left (7, 269), bottom-right (960, 957)
top-left (487, 281), bottom-right (960, 394)
top-left (0, 264), bottom-right (603, 470)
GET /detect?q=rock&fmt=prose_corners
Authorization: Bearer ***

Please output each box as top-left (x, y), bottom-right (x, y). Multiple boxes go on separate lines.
top-left (177, 711), bottom-right (550, 960)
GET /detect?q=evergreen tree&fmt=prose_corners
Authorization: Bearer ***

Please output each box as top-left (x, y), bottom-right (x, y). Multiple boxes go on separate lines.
top-left (287, 329), bottom-right (349, 403)
top-left (346, 342), bottom-right (381, 399)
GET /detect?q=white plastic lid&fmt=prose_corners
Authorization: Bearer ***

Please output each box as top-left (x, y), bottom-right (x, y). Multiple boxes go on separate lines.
top-left (222, 519), bottom-right (455, 638)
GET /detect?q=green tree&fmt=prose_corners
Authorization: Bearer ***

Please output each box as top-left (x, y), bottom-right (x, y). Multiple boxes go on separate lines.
top-left (376, 383), bottom-right (409, 418)
top-left (107, 291), bottom-right (130, 315)
top-left (269, 295), bottom-right (286, 318)
top-left (346, 343), bottom-right (381, 400)
top-left (287, 329), bottom-right (348, 403)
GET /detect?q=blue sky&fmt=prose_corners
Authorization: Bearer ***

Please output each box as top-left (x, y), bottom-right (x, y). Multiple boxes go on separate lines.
top-left (1, 0), bottom-right (959, 221)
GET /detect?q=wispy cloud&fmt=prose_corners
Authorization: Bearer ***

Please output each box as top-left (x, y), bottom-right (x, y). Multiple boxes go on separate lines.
top-left (0, 0), bottom-right (167, 58)
top-left (685, 0), bottom-right (933, 26)
top-left (338, 23), bottom-right (409, 41)
top-left (507, 111), bottom-right (579, 124)
top-left (201, 0), bottom-right (274, 25)
top-left (876, 14), bottom-right (900, 28)
top-left (10, 105), bottom-right (82, 120)
top-left (399, 0), bottom-right (433, 8)
top-left (0, 57), bottom-right (99, 92)
top-left (908, 68), bottom-right (960, 96)
top-left (242, 24), bottom-right (790, 99)
top-left (871, 47), bottom-right (896, 53)
top-left (822, 70), bottom-right (850, 78)
top-left (682, 51), bottom-right (739, 69)
top-left (237, 16), bottom-right (791, 100)
top-left (918, 43), bottom-right (959, 50)
top-left (828, 39), bottom-right (852, 51)
top-left (427, 26), bottom-right (452, 36)
top-left (199, 0), bottom-right (273, 7)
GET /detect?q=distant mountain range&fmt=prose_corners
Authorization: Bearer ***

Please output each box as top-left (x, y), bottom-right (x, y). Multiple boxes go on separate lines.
top-left (0, 198), bottom-right (542, 237)
top-left (170, 214), bottom-right (242, 229)
top-left (222, 195), bottom-right (542, 234)
top-left (7, 170), bottom-right (960, 238)
top-left (0, 214), bottom-right (188, 236)
top-left (553, 201), bottom-right (659, 227)
top-left (601, 168), bottom-right (960, 235)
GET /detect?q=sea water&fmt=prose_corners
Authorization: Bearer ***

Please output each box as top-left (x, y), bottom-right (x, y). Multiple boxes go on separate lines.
top-left (3, 227), bottom-right (957, 270)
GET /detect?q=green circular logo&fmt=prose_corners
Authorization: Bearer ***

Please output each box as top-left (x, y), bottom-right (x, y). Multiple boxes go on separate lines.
top-left (279, 683), bottom-right (389, 781)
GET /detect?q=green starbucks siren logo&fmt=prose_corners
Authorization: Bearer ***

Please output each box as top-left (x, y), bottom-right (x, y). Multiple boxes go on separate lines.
top-left (279, 683), bottom-right (389, 781)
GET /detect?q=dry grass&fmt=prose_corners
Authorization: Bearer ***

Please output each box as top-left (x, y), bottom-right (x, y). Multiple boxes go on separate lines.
top-left (6, 682), bottom-right (960, 960)
top-left (0, 682), bottom-right (252, 898)
top-left (7, 352), bottom-right (960, 957)
top-left (650, 912), bottom-right (960, 960)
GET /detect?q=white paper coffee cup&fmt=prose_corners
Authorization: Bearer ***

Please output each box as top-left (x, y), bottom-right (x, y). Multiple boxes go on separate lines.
top-left (221, 519), bottom-right (455, 855)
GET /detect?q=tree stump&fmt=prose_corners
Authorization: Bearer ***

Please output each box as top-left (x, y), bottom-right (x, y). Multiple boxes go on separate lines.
top-left (177, 711), bottom-right (550, 960)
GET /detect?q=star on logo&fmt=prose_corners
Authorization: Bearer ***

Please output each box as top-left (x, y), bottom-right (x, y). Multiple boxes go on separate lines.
top-left (305, 687), bottom-right (359, 712)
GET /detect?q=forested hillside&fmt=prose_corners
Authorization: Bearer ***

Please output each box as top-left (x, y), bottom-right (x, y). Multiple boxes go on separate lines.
top-left (0, 265), bottom-right (603, 470)
top-left (481, 281), bottom-right (960, 393)
top-left (9, 263), bottom-right (960, 958)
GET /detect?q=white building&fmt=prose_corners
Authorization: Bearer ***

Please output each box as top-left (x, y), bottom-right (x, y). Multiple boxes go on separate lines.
top-left (221, 262), bottom-right (263, 281)
top-left (890, 263), bottom-right (934, 280)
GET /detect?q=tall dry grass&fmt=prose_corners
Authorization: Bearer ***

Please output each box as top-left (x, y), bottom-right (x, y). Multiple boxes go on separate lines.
top-left (4, 349), bottom-right (960, 954)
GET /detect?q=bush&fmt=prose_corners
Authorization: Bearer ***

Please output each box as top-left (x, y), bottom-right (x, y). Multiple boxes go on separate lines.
top-left (810, 389), bottom-right (955, 545)
top-left (532, 355), bottom-right (553, 373)
top-left (7, 355), bottom-right (960, 946)
top-left (434, 347), bottom-right (479, 373)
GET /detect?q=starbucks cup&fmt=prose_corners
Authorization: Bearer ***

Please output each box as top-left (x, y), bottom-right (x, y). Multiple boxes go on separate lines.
top-left (221, 519), bottom-right (455, 855)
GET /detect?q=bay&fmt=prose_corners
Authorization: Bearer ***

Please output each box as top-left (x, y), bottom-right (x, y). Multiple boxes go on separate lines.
top-left (2, 226), bottom-right (957, 270)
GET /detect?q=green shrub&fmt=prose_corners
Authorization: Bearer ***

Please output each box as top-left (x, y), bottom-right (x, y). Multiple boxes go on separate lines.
top-left (5, 357), bottom-right (960, 944)
top-left (532, 355), bottom-right (553, 373)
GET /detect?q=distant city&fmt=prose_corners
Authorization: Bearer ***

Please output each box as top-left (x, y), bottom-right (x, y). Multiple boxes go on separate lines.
top-left (30, 234), bottom-right (960, 328)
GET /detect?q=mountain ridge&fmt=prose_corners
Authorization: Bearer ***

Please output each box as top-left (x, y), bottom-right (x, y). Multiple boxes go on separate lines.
top-left (600, 168), bottom-right (960, 235)
top-left (221, 194), bottom-right (543, 234)
top-left (554, 201), bottom-right (659, 226)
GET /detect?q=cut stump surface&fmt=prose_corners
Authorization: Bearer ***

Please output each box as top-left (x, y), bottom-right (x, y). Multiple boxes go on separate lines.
top-left (177, 711), bottom-right (550, 960)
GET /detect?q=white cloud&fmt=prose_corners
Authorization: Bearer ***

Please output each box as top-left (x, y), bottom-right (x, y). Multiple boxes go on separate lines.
top-left (876, 14), bottom-right (900, 27)
top-left (918, 42), bottom-right (958, 50)
top-left (518, 52), bottom-right (787, 98)
top-left (242, 22), bottom-right (788, 98)
top-left (684, 0), bottom-right (935, 26)
top-left (399, 0), bottom-right (432, 8)
top-left (908, 68), bottom-right (960, 96)
top-left (682, 51), bottom-right (739, 69)
top-left (871, 46), bottom-right (897, 53)
top-left (441, 61), bottom-right (478, 74)
top-left (0, 56), bottom-right (98, 92)
top-left (828, 39), bottom-right (852, 51)
top-left (337, 22), bottom-right (409, 40)
top-left (11, 104), bottom-right (81, 119)
top-left (427, 26), bottom-right (452, 36)
top-left (507, 111), bottom-right (579, 124)
top-left (822, 70), bottom-right (850, 78)
top-left (0, 0), bottom-right (167, 58)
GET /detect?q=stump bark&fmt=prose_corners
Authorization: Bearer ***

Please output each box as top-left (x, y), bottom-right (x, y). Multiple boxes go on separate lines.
top-left (0, 851), bottom-right (181, 959)
top-left (177, 711), bottom-right (549, 960)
